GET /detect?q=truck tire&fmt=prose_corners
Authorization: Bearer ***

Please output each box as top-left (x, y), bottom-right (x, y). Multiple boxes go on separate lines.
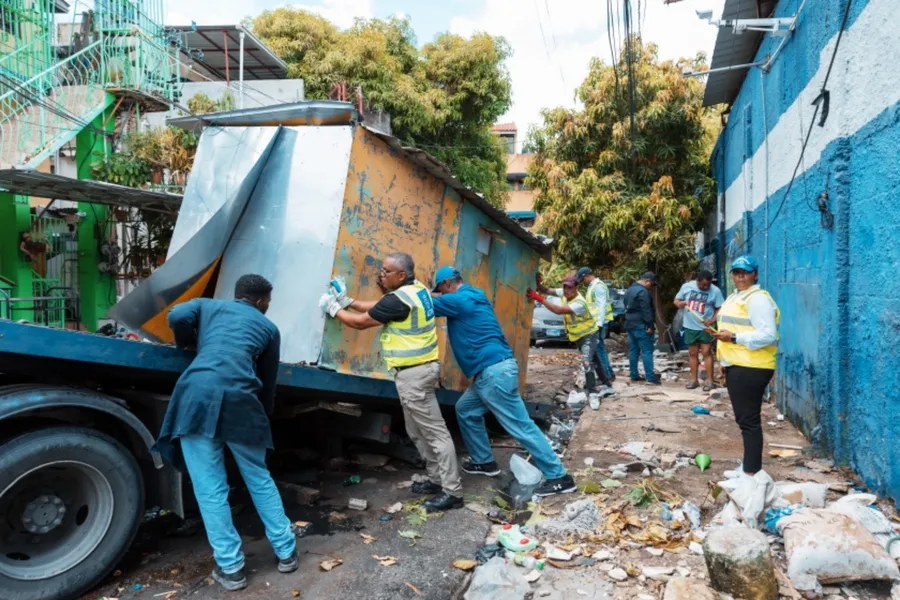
top-left (0, 426), bottom-right (144, 600)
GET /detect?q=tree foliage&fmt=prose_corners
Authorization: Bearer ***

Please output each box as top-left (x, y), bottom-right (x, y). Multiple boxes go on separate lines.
top-left (528, 40), bottom-right (718, 296)
top-left (249, 10), bottom-right (512, 206)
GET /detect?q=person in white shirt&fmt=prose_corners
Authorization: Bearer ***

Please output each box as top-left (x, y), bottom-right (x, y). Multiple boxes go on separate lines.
top-left (576, 267), bottom-right (615, 384)
top-left (707, 255), bottom-right (779, 476)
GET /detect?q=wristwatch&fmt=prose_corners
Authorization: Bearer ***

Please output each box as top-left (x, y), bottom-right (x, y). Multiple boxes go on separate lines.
top-left (730, 333), bottom-right (737, 344)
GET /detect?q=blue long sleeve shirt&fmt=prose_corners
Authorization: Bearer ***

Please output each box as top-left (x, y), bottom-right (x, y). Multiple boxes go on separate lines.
top-left (432, 285), bottom-right (514, 378)
top-left (156, 298), bottom-right (281, 471)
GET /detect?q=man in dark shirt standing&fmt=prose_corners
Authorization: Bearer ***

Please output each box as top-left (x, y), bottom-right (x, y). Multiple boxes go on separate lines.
top-left (431, 266), bottom-right (576, 497)
top-left (321, 252), bottom-right (463, 512)
top-left (157, 274), bottom-right (298, 592)
top-left (624, 272), bottom-right (660, 385)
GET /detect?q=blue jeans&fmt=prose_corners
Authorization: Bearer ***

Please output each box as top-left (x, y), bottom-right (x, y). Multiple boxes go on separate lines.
top-left (628, 328), bottom-right (656, 381)
top-left (594, 324), bottom-right (614, 380)
top-left (455, 358), bottom-right (566, 480)
top-left (181, 436), bottom-right (295, 573)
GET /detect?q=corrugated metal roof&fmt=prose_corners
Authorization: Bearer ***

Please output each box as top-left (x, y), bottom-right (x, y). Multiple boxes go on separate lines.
top-left (0, 170), bottom-right (182, 213)
top-left (167, 101), bottom-right (552, 260)
top-left (702, 0), bottom-right (771, 107)
top-left (491, 122), bottom-right (517, 133)
top-left (169, 24), bottom-right (288, 81)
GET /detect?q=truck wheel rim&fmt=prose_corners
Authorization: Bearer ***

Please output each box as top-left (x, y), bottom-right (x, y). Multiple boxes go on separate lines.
top-left (0, 461), bottom-right (115, 580)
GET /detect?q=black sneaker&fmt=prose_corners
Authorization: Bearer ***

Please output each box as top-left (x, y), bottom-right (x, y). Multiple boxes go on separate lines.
top-left (212, 566), bottom-right (248, 591)
top-left (423, 492), bottom-right (464, 513)
top-left (278, 550), bottom-right (299, 573)
top-left (411, 480), bottom-right (442, 495)
top-left (645, 378), bottom-right (662, 386)
top-left (630, 376), bottom-right (646, 383)
top-left (461, 457), bottom-right (501, 477)
top-left (534, 475), bottom-right (578, 497)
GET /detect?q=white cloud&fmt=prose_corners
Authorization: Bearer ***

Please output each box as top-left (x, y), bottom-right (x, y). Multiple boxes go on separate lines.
top-left (451, 0), bottom-right (726, 141)
top-left (289, 0), bottom-right (374, 28)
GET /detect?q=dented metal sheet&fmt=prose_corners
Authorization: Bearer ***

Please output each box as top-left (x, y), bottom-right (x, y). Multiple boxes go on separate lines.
top-left (214, 126), bottom-right (352, 364)
top-left (167, 101), bottom-right (359, 134)
top-left (108, 127), bottom-right (281, 342)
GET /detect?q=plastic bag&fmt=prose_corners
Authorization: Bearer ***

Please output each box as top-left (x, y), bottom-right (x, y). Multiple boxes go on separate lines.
top-left (827, 494), bottom-right (900, 560)
top-left (719, 470), bottom-right (775, 529)
top-left (510, 454), bottom-right (542, 486)
top-left (464, 556), bottom-right (530, 600)
top-left (566, 390), bottom-right (587, 407)
top-left (780, 508), bottom-right (900, 593)
top-left (771, 482), bottom-right (827, 509)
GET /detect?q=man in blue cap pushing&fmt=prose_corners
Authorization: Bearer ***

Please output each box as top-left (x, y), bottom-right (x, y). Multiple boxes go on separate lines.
top-left (431, 266), bottom-right (576, 497)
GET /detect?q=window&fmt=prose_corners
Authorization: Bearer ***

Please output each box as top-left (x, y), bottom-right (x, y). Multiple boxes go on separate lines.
top-left (476, 228), bottom-right (492, 255)
top-left (0, 7), bottom-right (20, 39)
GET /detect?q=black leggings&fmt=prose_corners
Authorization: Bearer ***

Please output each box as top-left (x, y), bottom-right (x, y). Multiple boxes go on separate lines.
top-left (725, 365), bottom-right (775, 473)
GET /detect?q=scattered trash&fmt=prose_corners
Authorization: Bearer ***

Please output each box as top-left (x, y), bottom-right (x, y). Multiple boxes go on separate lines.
top-left (780, 508), bottom-right (900, 592)
top-left (372, 555), bottom-right (398, 567)
top-left (464, 557), bottom-right (530, 600)
top-left (379, 515), bottom-right (393, 521)
top-left (384, 502), bottom-right (403, 514)
top-left (348, 498), bottom-right (368, 511)
top-left (360, 533), bottom-right (376, 544)
top-left (524, 569), bottom-right (542, 583)
top-left (681, 501), bottom-right (702, 529)
top-left (764, 505), bottom-right (801, 534)
top-left (319, 558), bottom-right (343, 571)
top-left (475, 543), bottom-right (505, 564)
top-left (133, 583), bottom-right (142, 592)
top-left (692, 406), bottom-right (710, 416)
top-left (510, 454), bottom-right (542, 486)
top-left (498, 524), bottom-right (539, 552)
top-left (717, 469), bottom-right (775, 529)
top-left (600, 479), bottom-right (622, 489)
top-left (619, 441), bottom-right (655, 460)
top-left (566, 391), bottom-right (587, 408)
top-left (510, 553), bottom-right (546, 570)
top-left (452, 559), bottom-right (478, 571)
top-left (777, 414), bottom-right (785, 421)
top-left (703, 526), bottom-right (778, 599)
top-left (542, 543), bottom-right (572, 561)
top-left (588, 393), bottom-right (601, 410)
top-left (611, 470), bottom-right (628, 479)
top-left (343, 475), bottom-right (362, 486)
top-left (583, 457), bottom-right (595, 467)
top-left (694, 453), bottom-right (711, 471)
top-left (534, 499), bottom-right (600, 537)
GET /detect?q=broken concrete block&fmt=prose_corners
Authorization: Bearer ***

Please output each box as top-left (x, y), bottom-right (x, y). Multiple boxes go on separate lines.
top-left (660, 454), bottom-right (677, 469)
top-left (641, 565), bottom-right (675, 581)
top-left (703, 526), bottom-right (777, 600)
top-left (276, 481), bottom-right (320, 506)
top-left (348, 498), bottom-right (367, 511)
top-left (662, 578), bottom-right (719, 600)
top-left (608, 567), bottom-right (628, 581)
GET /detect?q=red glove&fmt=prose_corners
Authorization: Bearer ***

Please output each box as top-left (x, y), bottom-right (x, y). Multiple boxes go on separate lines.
top-left (527, 288), bottom-right (546, 303)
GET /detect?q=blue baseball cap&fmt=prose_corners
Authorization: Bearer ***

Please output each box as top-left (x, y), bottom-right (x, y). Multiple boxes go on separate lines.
top-left (730, 255), bottom-right (759, 273)
top-left (433, 265), bottom-right (461, 292)
top-left (575, 267), bottom-right (593, 282)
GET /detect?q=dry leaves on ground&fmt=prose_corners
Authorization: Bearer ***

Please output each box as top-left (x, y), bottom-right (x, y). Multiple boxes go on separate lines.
top-left (373, 555), bottom-right (398, 567)
top-left (360, 533), bottom-right (376, 544)
top-left (319, 558), bottom-right (343, 571)
top-left (452, 559), bottom-right (478, 571)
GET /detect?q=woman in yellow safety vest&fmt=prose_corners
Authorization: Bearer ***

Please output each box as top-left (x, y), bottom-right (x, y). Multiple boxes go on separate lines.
top-left (529, 276), bottom-right (602, 394)
top-left (707, 255), bottom-right (780, 476)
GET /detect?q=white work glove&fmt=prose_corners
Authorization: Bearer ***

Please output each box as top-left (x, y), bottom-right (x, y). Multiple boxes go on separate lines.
top-left (330, 276), bottom-right (354, 309)
top-left (318, 291), bottom-right (342, 318)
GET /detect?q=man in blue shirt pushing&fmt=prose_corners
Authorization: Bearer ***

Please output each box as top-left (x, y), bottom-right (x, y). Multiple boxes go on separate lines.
top-left (432, 266), bottom-right (576, 497)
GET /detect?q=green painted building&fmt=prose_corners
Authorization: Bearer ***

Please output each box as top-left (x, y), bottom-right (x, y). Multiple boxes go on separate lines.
top-left (0, 0), bottom-right (177, 330)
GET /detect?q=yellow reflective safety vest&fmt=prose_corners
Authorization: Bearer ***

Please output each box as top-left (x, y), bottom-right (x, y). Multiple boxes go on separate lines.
top-left (716, 286), bottom-right (780, 370)
top-left (380, 281), bottom-right (440, 370)
top-left (562, 293), bottom-right (599, 342)
top-left (585, 279), bottom-right (614, 324)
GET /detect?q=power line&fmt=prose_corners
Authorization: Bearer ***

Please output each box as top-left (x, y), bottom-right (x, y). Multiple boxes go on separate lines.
top-left (531, 0), bottom-right (566, 92)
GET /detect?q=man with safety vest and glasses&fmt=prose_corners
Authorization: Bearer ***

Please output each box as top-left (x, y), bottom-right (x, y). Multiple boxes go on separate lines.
top-left (707, 255), bottom-right (780, 477)
top-left (321, 252), bottom-right (463, 512)
top-left (529, 275), bottom-right (605, 394)
top-left (576, 267), bottom-right (616, 385)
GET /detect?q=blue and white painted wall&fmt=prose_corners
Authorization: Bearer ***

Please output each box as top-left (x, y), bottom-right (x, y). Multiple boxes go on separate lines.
top-left (703, 0), bottom-right (900, 499)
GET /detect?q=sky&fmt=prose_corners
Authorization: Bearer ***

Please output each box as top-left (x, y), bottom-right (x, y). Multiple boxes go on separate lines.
top-left (165, 0), bottom-right (727, 146)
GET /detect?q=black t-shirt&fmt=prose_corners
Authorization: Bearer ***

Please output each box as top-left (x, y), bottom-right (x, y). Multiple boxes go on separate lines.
top-left (369, 293), bottom-right (411, 324)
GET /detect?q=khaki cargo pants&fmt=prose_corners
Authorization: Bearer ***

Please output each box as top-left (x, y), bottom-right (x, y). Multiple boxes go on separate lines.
top-left (393, 361), bottom-right (462, 495)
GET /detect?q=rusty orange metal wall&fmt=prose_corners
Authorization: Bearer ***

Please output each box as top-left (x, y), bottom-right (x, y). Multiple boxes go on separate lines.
top-left (320, 126), bottom-right (540, 394)
top-left (320, 126), bottom-right (461, 382)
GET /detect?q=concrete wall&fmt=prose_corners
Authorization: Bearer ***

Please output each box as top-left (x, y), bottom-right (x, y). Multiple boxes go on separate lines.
top-left (704, 0), bottom-right (900, 499)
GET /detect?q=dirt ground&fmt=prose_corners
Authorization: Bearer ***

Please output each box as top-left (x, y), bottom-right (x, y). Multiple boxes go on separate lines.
top-left (82, 346), bottom-right (895, 600)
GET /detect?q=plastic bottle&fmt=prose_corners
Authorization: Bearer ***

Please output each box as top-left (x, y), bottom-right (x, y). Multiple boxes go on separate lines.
top-left (498, 524), bottom-right (540, 552)
top-left (692, 405), bottom-right (711, 415)
top-left (505, 552), bottom-right (546, 570)
top-left (342, 475), bottom-right (361, 486)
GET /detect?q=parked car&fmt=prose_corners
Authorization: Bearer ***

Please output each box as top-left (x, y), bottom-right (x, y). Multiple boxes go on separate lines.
top-left (530, 299), bottom-right (568, 345)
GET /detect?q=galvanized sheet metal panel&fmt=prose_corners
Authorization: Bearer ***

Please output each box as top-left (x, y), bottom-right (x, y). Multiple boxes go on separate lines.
top-left (168, 126), bottom-right (281, 257)
top-left (214, 126), bottom-right (352, 364)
